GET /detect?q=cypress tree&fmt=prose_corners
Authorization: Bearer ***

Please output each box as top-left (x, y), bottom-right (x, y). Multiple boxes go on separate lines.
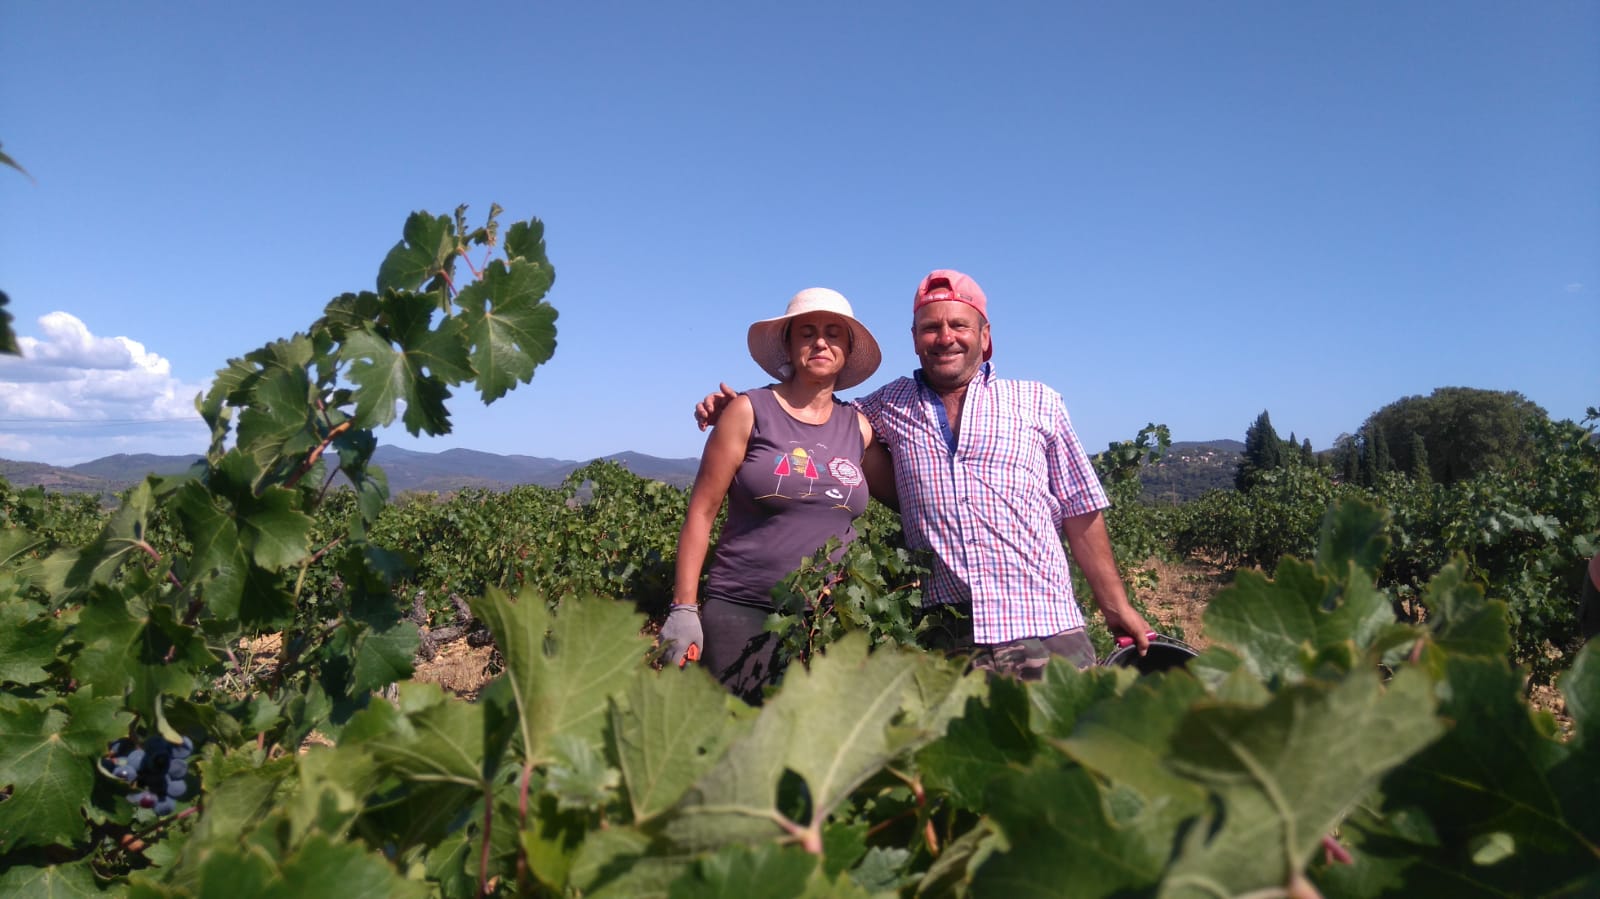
top-left (1301, 437), bottom-right (1314, 466)
top-left (1236, 410), bottom-right (1284, 490)
top-left (1410, 432), bottom-right (1431, 483)
top-left (1373, 426), bottom-right (1392, 475)
top-left (1360, 428), bottom-right (1380, 487)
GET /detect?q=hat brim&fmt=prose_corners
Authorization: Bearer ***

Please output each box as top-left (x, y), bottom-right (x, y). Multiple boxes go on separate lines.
top-left (747, 311), bottom-right (881, 391)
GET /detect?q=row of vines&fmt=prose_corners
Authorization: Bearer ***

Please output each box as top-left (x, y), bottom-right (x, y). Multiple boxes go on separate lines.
top-left (1, 207), bottom-right (1595, 897)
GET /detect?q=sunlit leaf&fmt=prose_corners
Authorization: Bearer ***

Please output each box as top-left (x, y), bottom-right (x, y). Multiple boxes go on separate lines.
top-left (1161, 669), bottom-right (1443, 896)
top-left (611, 666), bottom-right (756, 823)
top-left (468, 590), bottom-right (648, 766)
top-left (667, 637), bottom-right (978, 850)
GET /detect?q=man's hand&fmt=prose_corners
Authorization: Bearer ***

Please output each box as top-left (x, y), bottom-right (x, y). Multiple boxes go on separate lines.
top-left (659, 604), bottom-right (704, 667)
top-left (695, 383), bottom-right (739, 431)
top-left (1104, 606), bottom-right (1154, 655)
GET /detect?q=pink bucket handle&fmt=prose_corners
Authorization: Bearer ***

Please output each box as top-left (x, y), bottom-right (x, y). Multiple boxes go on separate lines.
top-left (1115, 631), bottom-right (1160, 648)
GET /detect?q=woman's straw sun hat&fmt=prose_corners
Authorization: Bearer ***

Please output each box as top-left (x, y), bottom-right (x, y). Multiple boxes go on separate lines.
top-left (747, 288), bottom-right (881, 390)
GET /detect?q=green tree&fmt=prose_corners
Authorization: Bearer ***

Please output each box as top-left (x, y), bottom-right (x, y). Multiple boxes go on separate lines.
top-left (1372, 425), bottom-right (1392, 476)
top-left (1334, 433), bottom-right (1359, 483)
top-left (1301, 437), bottom-right (1314, 466)
top-left (1360, 427), bottom-right (1379, 487)
top-left (1236, 410), bottom-right (1285, 491)
top-left (1363, 387), bottom-right (1546, 485)
top-left (1409, 432), bottom-right (1431, 484)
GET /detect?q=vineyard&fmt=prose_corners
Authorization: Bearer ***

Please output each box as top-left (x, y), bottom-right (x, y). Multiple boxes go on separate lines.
top-left (0, 208), bottom-right (1596, 898)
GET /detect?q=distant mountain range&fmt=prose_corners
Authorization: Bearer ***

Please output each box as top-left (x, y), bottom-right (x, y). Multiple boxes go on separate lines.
top-left (2, 440), bottom-right (1242, 503)
top-left (0, 447), bottom-right (702, 497)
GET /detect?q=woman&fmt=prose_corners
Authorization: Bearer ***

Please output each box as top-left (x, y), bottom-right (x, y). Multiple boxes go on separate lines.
top-left (663, 287), bottom-right (883, 703)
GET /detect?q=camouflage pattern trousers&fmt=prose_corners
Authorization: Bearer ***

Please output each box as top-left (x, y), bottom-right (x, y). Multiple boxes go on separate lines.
top-left (915, 602), bottom-right (1097, 681)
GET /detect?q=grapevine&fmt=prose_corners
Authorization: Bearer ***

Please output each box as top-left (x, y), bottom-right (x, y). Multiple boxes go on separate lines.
top-left (0, 207), bottom-right (1594, 897)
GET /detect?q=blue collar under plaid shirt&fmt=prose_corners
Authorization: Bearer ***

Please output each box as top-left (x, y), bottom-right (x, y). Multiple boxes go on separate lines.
top-left (854, 363), bottom-right (1110, 644)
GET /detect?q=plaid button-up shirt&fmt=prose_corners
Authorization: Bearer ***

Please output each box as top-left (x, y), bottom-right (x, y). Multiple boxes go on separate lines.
top-left (854, 364), bottom-right (1109, 643)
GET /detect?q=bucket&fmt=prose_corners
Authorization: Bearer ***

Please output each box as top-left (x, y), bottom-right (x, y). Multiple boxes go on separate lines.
top-left (1102, 632), bottom-right (1198, 675)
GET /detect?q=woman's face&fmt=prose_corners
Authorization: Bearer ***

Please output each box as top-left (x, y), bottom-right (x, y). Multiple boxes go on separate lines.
top-left (786, 312), bottom-right (850, 382)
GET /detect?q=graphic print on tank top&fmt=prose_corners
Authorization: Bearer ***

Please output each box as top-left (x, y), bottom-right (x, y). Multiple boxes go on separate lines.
top-left (761, 445), bottom-right (822, 499)
top-left (826, 456), bottom-right (864, 510)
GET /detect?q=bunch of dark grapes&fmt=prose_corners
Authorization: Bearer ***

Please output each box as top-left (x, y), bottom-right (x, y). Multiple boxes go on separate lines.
top-left (103, 735), bottom-right (194, 816)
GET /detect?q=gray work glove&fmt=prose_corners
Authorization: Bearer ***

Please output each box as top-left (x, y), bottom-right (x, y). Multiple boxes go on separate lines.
top-left (659, 604), bottom-right (703, 668)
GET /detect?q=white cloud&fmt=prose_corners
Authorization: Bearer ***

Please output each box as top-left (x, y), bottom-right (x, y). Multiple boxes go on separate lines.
top-left (0, 312), bottom-right (211, 463)
top-left (1566, 283), bottom-right (1584, 293)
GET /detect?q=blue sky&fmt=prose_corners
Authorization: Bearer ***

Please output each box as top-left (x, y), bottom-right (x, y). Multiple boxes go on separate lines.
top-left (2, 2), bottom-right (1595, 467)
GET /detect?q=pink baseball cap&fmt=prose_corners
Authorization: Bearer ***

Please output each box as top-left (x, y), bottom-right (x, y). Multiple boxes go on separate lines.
top-left (913, 269), bottom-right (991, 360)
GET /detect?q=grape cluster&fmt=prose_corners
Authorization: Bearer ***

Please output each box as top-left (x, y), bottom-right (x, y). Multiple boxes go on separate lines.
top-left (103, 735), bottom-right (193, 816)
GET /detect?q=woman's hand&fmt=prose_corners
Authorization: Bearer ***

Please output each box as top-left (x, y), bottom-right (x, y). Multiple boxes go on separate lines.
top-left (659, 604), bottom-right (704, 668)
top-left (695, 383), bottom-right (739, 430)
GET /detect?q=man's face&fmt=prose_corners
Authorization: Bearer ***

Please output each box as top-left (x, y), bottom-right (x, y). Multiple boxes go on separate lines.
top-left (912, 300), bottom-right (990, 392)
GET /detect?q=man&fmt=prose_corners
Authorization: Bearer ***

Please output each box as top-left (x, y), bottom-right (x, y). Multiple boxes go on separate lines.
top-left (698, 269), bottom-right (1150, 677)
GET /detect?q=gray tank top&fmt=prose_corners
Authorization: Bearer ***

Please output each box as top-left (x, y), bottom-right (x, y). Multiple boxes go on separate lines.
top-left (703, 388), bottom-right (869, 609)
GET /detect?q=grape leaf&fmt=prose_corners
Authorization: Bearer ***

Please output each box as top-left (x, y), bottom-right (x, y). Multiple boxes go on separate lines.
top-left (1160, 668), bottom-right (1443, 896)
top-left (0, 860), bottom-right (101, 898)
top-left (667, 637), bottom-right (978, 850)
top-left (468, 589), bottom-right (648, 766)
top-left (64, 480), bottom-right (157, 590)
top-left (0, 697), bottom-right (117, 851)
top-left (519, 789), bottom-right (590, 891)
top-left (70, 594), bottom-right (212, 712)
top-left (1345, 650), bottom-right (1599, 897)
top-left (237, 486), bottom-right (314, 572)
top-left (611, 665), bottom-right (757, 823)
top-left (667, 843), bottom-right (818, 899)
top-left (376, 211), bottom-right (454, 295)
top-left (1205, 553), bottom-right (1395, 684)
top-left (1025, 656), bottom-right (1127, 739)
top-left (454, 258), bottom-right (558, 404)
top-left (0, 527), bottom-right (46, 568)
top-left (567, 825), bottom-right (690, 899)
top-left (777, 640), bottom-right (976, 828)
top-left (233, 363), bottom-right (319, 482)
top-left (341, 682), bottom-right (486, 787)
top-left (339, 291), bottom-right (472, 436)
top-left (1315, 497), bottom-right (1391, 579)
top-left (0, 599), bottom-right (64, 686)
top-left (1053, 670), bottom-right (1209, 815)
top-left (347, 618), bottom-right (419, 695)
top-left (847, 846), bottom-right (913, 893)
top-left (503, 217), bottom-right (551, 267)
top-left (175, 753), bottom-right (297, 860)
top-left (547, 732), bottom-right (621, 810)
top-left (192, 831), bottom-right (430, 898)
top-left (917, 675), bottom-right (1034, 810)
top-left (970, 762), bottom-right (1168, 897)
top-left (1416, 557), bottom-right (1511, 659)
top-left (171, 480), bottom-right (248, 618)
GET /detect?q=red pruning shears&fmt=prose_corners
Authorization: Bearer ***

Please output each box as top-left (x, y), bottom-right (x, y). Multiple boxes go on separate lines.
top-left (678, 643), bottom-right (701, 669)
